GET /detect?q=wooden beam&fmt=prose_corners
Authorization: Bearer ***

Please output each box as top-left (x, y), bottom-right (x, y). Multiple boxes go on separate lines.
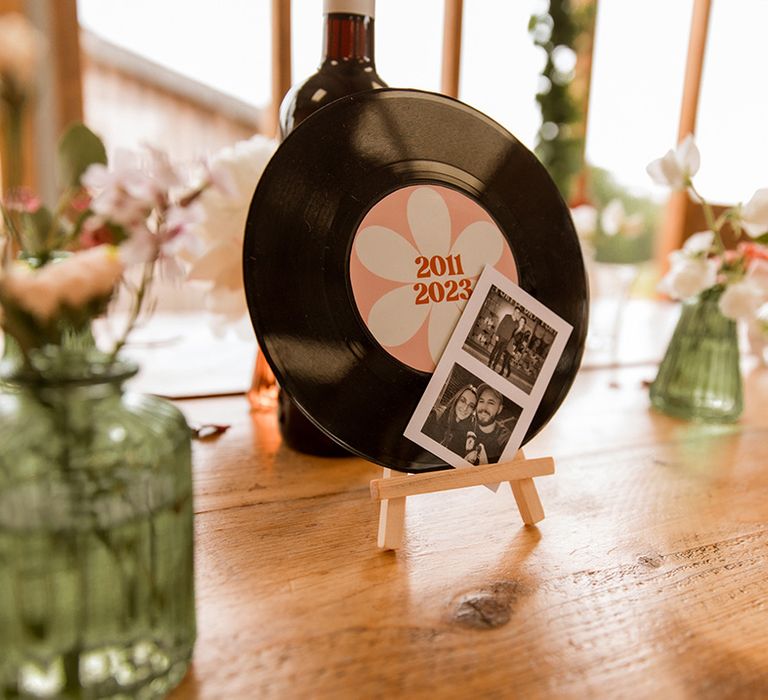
top-left (50, 0), bottom-right (83, 128)
top-left (656, 0), bottom-right (712, 268)
top-left (677, 0), bottom-right (711, 143)
top-left (0, 1), bottom-right (34, 193)
top-left (270, 0), bottom-right (292, 137)
top-left (569, 0), bottom-right (598, 206)
top-left (0, 1), bottom-right (83, 198)
top-left (440, 0), bottom-right (463, 98)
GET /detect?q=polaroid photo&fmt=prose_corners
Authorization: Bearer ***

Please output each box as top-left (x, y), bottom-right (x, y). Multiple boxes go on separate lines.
top-left (404, 265), bottom-right (573, 470)
top-left (462, 285), bottom-right (559, 395)
top-left (419, 362), bottom-right (523, 467)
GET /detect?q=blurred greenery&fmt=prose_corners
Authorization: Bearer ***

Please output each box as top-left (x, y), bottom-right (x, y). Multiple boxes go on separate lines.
top-left (529, 0), bottom-right (594, 201)
top-left (530, 2), bottom-right (662, 267)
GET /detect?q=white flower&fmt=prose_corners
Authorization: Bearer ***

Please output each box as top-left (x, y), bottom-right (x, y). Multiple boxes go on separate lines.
top-left (600, 199), bottom-right (644, 238)
top-left (646, 134), bottom-right (701, 190)
top-left (682, 230), bottom-right (715, 256)
top-left (188, 135), bottom-right (277, 320)
top-left (569, 204), bottom-right (597, 240)
top-left (740, 188), bottom-right (768, 238)
top-left (660, 256), bottom-right (718, 300)
top-left (757, 302), bottom-right (768, 327)
top-left (2, 246), bottom-right (123, 320)
top-left (744, 258), bottom-right (768, 295)
top-left (195, 135), bottom-right (276, 245)
top-left (600, 200), bottom-right (623, 236)
top-left (719, 280), bottom-right (764, 321)
top-left (0, 13), bottom-right (46, 91)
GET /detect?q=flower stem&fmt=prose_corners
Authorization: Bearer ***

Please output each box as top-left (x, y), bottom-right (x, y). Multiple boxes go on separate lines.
top-left (108, 258), bottom-right (155, 362)
top-left (688, 180), bottom-right (725, 254)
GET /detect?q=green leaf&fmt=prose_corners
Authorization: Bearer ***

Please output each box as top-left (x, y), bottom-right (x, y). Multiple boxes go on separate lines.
top-left (19, 206), bottom-right (54, 257)
top-left (753, 232), bottom-right (768, 245)
top-left (57, 122), bottom-right (107, 188)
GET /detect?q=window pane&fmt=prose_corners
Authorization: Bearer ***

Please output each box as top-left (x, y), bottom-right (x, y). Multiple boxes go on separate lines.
top-left (77, 0), bottom-right (269, 157)
top-left (77, 0), bottom-right (271, 106)
top-left (460, 0), bottom-right (543, 148)
top-left (696, 0), bottom-right (768, 203)
top-left (585, 0), bottom-right (692, 196)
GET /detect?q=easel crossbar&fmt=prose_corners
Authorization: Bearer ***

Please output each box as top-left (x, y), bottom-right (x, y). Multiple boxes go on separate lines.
top-left (370, 457), bottom-right (555, 501)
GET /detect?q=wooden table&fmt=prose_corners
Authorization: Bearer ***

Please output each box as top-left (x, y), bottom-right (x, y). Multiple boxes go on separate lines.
top-left (166, 354), bottom-right (768, 699)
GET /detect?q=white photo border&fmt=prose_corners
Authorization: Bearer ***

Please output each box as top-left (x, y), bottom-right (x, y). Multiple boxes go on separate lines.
top-left (404, 265), bottom-right (573, 469)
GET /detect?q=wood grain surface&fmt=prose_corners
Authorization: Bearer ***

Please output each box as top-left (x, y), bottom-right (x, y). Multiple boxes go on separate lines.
top-left (169, 363), bottom-right (768, 699)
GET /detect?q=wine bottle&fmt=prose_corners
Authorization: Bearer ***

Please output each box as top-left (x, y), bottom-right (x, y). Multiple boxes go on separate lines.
top-left (279, 0), bottom-right (387, 138)
top-left (277, 0), bottom-right (387, 456)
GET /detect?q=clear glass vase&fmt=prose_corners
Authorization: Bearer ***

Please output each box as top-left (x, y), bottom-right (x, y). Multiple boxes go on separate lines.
top-left (650, 288), bottom-right (743, 422)
top-left (0, 351), bottom-right (195, 699)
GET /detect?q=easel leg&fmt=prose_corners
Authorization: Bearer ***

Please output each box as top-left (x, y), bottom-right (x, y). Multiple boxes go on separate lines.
top-left (377, 469), bottom-right (406, 550)
top-left (510, 478), bottom-right (545, 525)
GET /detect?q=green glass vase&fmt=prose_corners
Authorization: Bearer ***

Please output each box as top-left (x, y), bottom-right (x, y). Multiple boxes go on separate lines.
top-left (0, 351), bottom-right (195, 699)
top-left (650, 288), bottom-right (743, 422)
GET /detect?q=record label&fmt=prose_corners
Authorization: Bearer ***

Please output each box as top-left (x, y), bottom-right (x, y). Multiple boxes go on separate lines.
top-left (349, 184), bottom-right (517, 372)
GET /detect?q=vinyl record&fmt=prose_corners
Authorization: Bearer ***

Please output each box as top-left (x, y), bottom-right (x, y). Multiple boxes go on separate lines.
top-left (244, 89), bottom-right (588, 473)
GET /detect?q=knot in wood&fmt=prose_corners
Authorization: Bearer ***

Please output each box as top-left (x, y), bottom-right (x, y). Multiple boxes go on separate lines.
top-left (452, 591), bottom-right (512, 630)
top-left (637, 553), bottom-right (663, 569)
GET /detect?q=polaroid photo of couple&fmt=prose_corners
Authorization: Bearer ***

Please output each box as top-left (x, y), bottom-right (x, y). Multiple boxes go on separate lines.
top-left (404, 265), bottom-right (573, 470)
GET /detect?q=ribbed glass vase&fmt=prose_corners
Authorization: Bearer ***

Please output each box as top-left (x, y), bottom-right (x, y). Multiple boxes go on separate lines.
top-left (0, 350), bottom-right (195, 699)
top-left (650, 288), bottom-right (743, 422)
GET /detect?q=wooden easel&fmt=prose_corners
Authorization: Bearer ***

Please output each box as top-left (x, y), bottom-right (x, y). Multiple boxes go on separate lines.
top-left (369, 450), bottom-right (554, 550)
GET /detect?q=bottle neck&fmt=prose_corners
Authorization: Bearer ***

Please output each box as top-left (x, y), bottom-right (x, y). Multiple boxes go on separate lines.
top-left (322, 13), bottom-right (375, 65)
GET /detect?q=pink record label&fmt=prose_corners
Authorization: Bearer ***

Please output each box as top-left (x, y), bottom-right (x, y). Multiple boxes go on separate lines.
top-left (349, 185), bottom-right (517, 372)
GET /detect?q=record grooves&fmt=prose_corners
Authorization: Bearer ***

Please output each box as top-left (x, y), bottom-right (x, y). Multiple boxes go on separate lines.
top-left (244, 89), bottom-right (588, 473)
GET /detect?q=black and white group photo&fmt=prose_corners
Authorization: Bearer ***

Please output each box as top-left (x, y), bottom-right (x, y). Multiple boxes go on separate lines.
top-left (462, 284), bottom-right (557, 394)
top-left (421, 364), bottom-right (522, 465)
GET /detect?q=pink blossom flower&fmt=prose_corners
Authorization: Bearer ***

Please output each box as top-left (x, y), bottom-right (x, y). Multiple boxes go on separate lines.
top-left (83, 153), bottom-right (154, 232)
top-left (739, 242), bottom-right (768, 262)
top-left (3, 187), bottom-right (41, 213)
top-left (1, 246), bottom-right (123, 320)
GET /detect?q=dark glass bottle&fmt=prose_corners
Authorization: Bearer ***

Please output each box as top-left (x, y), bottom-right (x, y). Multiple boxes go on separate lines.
top-left (277, 0), bottom-right (387, 456)
top-left (279, 0), bottom-right (387, 138)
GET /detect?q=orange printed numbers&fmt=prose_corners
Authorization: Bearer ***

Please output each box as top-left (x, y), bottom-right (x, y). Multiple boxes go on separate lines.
top-left (412, 254), bottom-right (471, 305)
top-left (413, 278), bottom-right (473, 305)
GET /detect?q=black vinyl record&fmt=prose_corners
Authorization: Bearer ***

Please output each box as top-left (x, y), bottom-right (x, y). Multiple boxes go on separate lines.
top-left (244, 89), bottom-right (588, 473)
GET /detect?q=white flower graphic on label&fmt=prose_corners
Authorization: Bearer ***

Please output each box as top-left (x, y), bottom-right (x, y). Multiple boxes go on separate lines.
top-left (355, 187), bottom-right (505, 364)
